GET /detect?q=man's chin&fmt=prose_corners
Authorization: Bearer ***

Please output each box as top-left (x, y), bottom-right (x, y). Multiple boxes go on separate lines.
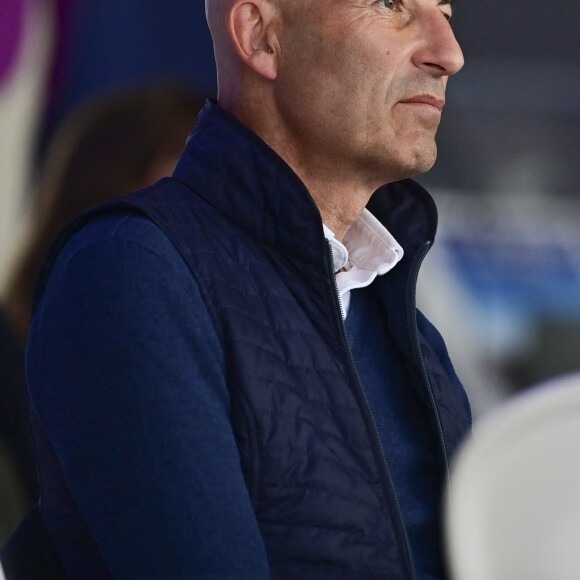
top-left (388, 145), bottom-right (438, 182)
top-left (408, 141), bottom-right (438, 176)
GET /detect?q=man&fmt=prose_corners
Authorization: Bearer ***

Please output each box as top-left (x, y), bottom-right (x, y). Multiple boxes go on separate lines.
top-left (2, 0), bottom-right (470, 578)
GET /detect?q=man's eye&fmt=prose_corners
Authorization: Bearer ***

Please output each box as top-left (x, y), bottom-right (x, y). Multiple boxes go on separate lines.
top-left (382, 0), bottom-right (398, 9)
top-left (439, 2), bottom-right (453, 22)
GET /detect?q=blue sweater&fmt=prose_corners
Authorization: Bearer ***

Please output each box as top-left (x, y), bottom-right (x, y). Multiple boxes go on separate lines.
top-left (27, 215), bottom-right (269, 578)
top-left (346, 289), bottom-right (443, 579)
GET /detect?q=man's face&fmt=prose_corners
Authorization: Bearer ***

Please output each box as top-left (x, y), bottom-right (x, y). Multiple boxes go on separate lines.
top-left (274, 0), bottom-right (464, 185)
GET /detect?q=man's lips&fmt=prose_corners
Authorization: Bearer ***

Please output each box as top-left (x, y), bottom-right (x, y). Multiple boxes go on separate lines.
top-left (398, 95), bottom-right (445, 112)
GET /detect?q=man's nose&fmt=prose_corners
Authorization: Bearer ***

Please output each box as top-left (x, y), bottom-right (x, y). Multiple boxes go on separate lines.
top-left (412, 8), bottom-right (465, 77)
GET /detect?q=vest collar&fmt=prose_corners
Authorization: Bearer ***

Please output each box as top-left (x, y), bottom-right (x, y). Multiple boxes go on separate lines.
top-left (172, 101), bottom-right (438, 267)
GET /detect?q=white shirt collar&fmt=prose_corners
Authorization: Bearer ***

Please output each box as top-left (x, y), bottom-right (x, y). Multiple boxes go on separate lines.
top-left (323, 209), bottom-right (404, 318)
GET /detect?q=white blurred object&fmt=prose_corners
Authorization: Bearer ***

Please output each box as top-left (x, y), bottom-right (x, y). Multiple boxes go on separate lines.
top-left (0, 0), bottom-right (54, 293)
top-left (445, 372), bottom-right (580, 580)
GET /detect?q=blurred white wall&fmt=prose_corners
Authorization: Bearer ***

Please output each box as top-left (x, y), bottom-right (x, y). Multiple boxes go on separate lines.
top-left (0, 0), bottom-right (54, 294)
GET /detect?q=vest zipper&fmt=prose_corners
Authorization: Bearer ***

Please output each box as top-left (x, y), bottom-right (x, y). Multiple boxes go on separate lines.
top-left (325, 242), bottom-right (418, 580)
top-left (409, 241), bottom-right (451, 484)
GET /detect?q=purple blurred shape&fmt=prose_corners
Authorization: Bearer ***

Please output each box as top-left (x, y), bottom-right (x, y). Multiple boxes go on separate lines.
top-left (0, 0), bottom-right (25, 88)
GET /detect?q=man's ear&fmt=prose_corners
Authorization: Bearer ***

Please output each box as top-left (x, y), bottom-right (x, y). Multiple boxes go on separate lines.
top-left (227, 0), bottom-right (279, 80)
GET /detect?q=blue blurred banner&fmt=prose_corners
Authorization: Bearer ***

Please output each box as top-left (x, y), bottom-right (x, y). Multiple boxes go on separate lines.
top-left (43, 0), bottom-right (217, 148)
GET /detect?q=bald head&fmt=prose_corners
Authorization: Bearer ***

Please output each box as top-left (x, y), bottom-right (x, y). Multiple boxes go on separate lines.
top-left (205, 0), bottom-right (292, 116)
top-left (206, 0), bottom-right (296, 32)
top-left (205, 0), bottom-right (242, 111)
top-left (205, 0), bottom-right (284, 60)
top-left (205, 0), bottom-right (231, 74)
top-left (203, 0), bottom-right (464, 234)
top-left (205, 0), bottom-right (229, 44)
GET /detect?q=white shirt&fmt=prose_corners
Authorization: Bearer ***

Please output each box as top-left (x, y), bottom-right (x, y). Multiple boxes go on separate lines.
top-left (323, 209), bottom-right (404, 319)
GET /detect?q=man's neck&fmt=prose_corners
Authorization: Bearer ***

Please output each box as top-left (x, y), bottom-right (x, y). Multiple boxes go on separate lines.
top-left (300, 175), bottom-right (376, 242)
top-left (266, 135), bottom-right (385, 241)
top-left (230, 103), bottom-right (383, 241)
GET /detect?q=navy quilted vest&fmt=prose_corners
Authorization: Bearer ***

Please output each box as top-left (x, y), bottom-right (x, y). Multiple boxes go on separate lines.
top-left (37, 103), bottom-right (471, 579)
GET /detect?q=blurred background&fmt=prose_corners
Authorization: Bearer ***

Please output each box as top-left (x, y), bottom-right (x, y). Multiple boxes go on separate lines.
top-left (416, 1), bottom-right (580, 415)
top-left (0, 0), bottom-right (579, 539)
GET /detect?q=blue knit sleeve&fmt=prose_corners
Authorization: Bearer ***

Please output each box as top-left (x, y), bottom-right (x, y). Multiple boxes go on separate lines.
top-left (26, 215), bottom-right (270, 578)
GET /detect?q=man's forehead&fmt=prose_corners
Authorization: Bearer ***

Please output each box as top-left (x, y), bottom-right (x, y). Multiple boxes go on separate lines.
top-left (206, 0), bottom-right (456, 11)
top-left (344, 0), bottom-right (456, 9)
